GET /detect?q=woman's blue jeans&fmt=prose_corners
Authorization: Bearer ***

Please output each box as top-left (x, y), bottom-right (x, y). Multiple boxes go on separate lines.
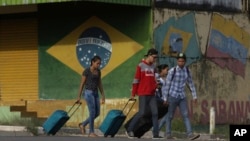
top-left (165, 95), bottom-right (192, 136)
top-left (80, 89), bottom-right (100, 133)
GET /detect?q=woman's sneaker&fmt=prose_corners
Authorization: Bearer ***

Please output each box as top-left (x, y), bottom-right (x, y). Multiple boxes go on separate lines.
top-left (188, 134), bottom-right (200, 140)
top-left (125, 131), bottom-right (134, 139)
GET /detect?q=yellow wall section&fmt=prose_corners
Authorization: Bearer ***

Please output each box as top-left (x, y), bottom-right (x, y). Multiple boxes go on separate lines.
top-left (0, 18), bottom-right (38, 101)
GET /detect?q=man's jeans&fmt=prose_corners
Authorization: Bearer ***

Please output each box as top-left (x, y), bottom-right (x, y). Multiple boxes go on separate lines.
top-left (159, 111), bottom-right (167, 130)
top-left (81, 89), bottom-right (100, 133)
top-left (127, 95), bottom-right (159, 136)
top-left (166, 95), bottom-right (192, 136)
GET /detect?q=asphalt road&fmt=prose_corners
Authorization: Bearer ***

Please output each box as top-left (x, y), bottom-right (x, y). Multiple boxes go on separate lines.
top-left (0, 125), bottom-right (226, 141)
top-left (0, 136), bottom-right (192, 141)
top-left (0, 130), bottom-right (174, 141)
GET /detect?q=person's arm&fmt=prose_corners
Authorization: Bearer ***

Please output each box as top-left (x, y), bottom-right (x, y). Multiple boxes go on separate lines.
top-left (186, 68), bottom-right (198, 105)
top-left (98, 71), bottom-right (105, 104)
top-left (187, 70), bottom-right (197, 99)
top-left (76, 75), bottom-right (86, 103)
top-left (131, 65), bottom-right (141, 99)
top-left (162, 68), bottom-right (173, 103)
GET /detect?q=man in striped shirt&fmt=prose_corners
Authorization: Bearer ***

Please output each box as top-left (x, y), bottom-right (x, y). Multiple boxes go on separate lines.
top-left (162, 53), bottom-right (200, 140)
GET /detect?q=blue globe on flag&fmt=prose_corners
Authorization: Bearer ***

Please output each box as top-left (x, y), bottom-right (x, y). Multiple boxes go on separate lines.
top-left (76, 27), bottom-right (112, 69)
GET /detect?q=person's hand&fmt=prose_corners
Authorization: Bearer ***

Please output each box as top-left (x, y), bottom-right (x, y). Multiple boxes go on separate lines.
top-left (101, 95), bottom-right (105, 104)
top-left (193, 98), bottom-right (198, 106)
top-left (75, 98), bottom-right (81, 104)
top-left (156, 80), bottom-right (162, 88)
top-left (130, 95), bottom-right (135, 100)
top-left (163, 100), bottom-right (168, 106)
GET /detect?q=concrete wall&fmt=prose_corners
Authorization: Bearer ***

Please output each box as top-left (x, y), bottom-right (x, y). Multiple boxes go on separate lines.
top-left (153, 9), bottom-right (250, 124)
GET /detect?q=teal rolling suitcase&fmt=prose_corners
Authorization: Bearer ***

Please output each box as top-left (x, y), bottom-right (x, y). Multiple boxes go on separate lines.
top-left (42, 103), bottom-right (81, 135)
top-left (99, 99), bottom-right (136, 137)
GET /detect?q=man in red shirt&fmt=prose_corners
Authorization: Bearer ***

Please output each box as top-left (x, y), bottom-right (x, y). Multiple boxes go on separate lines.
top-left (126, 48), bottom-right (163, 139)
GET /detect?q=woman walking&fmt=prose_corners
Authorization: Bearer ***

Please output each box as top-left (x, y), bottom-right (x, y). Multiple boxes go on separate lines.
top-left (76, 55), bottom-right (105, 137)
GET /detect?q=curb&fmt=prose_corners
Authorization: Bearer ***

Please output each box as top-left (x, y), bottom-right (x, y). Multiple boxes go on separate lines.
top-left (0, 125), bottom-right (27, 132)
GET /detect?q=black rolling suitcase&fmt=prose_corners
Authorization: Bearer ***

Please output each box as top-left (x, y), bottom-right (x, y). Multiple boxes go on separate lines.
top-left (124, 101), bottom-right (168, 138)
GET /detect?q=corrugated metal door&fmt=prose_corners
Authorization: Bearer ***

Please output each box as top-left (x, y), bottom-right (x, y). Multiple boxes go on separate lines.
top-left (0, 17), bottom-right (38, 101)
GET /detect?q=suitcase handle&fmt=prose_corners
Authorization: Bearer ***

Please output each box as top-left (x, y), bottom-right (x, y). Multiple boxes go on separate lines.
top-left (67, 102), bottom-right (82, 117)
top-left (121, 99), bottom-right (136, 116)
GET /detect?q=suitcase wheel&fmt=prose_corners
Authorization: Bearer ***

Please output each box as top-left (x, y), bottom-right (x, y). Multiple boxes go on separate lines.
top-left (104, 134), bottom-right (108, 137)
top-left (111, 135), bottom-right (115, 138)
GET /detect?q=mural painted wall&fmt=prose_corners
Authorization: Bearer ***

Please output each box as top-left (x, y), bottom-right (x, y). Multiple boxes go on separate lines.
top-left (2, 1), bottom-right (250, 127)
top-left (0, 1), bottom-right (152, 128)
top-left (38, 2), bottom-right (152, 100)
top-left (207, 13), bottom-right (249, 78)
top-left (153, 9), bottom-right (250, 124)
top-left (154, 12), bottom-right (202, 68)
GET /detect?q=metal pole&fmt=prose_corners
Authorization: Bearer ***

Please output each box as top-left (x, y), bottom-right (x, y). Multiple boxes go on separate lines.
top-left (210, 107), bottom-right (215, 134)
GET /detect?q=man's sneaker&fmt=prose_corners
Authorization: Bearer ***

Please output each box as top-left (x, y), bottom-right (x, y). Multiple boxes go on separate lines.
top-left (188, 134), bottom-right (200, 140)
top-left (125, 131), bottom-right (134, 139)
top-left (166, 135), bottom-right (175, 139)
top-left (152, 135), bottom-right (164, 139)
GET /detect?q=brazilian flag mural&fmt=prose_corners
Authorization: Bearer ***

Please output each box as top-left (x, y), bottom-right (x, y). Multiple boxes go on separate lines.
top-left (38, 2), bottom-right (152, 99)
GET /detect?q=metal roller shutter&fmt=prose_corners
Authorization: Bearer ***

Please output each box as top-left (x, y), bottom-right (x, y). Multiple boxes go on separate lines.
top-left (0, 17), bottom-right (38, 101)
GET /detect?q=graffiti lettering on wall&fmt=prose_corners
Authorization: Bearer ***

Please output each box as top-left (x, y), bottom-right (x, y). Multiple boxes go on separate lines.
top-left (185, 99), bottom-right (250, 124)
top-left (154, 12), bottom-right (201, 67)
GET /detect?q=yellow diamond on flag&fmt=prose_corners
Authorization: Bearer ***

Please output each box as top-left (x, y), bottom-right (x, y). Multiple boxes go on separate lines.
top-left (162, 26), bottom-right (192, 55)
top-left (47, 16), bottom-right (143, 77)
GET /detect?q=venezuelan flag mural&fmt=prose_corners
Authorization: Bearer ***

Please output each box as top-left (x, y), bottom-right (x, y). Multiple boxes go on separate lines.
top-left (154, 12), bottom-right (202, 67)
top-left (207, 13), bottom-right (250, 78)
